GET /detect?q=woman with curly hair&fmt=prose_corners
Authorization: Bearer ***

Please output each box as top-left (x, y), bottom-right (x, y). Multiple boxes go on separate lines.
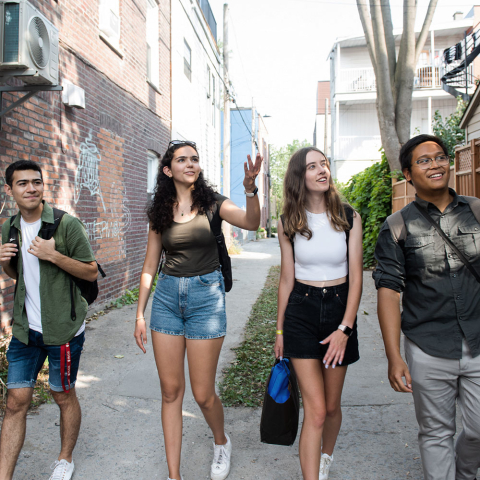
top-left (275, 147), bottom-right (362, 480)
top-left (134, 140), bottom-right (262, 480)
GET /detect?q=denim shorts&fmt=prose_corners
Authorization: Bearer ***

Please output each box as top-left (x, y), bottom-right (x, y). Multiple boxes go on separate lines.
top-left (283, 281), bottom-right (359, 364)
top-left (6, 329), bottom-right (85, 392)
top-left (150, 268), bottom-right (227, 340)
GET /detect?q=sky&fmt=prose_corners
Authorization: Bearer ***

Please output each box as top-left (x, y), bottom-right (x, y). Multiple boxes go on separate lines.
top-left (207, 0), bottom-right (477, 149)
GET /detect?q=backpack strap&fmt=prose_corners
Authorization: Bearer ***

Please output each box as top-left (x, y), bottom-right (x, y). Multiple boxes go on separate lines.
top-left (386, 210), bottom-right (407, 243)
top-left (40, 208), bottom-right (66, 240)
top-left (8, 215), bottom-right (19, 270)
top-left (205, 202), bottom-right (222, 236)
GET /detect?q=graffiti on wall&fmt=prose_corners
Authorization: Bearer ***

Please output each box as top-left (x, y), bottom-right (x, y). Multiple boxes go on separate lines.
top-left (83, 181), bottom-right (131, 241)
top-left (75, 130), bottom-right (106, 212)
top-left (73, 131), bottom-right (131, 242)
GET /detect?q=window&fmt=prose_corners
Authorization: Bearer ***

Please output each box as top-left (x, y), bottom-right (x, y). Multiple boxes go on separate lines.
top-left (146, 0), bottom-right (159, 87)
top-left (184, 39), bottom-right (192, 81)
top-left (147, 150), bottom-right (159, 195)
top-left (99, 0), bottom-right (120, 46)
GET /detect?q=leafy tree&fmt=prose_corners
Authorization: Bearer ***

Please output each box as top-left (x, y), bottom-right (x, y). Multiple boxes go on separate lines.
top-left (432, 97), bottom-right (467, 158)
top-left (270, 139), bottom-right (310, 217)
top-left (357, 0), bottom-right (439, 170)
top-left (339, 150), bottom-right (393, 267)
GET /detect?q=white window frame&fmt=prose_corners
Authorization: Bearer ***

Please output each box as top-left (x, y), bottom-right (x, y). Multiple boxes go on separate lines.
top-left (99, 0), bottom-right (120, 46)
top-left (146, 0), bottom-right (159, 87)
top-left (147, 150), bottom-right (159, 195)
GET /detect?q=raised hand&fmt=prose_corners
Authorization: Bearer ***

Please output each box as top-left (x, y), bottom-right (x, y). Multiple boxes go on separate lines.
top-left (243, 153), bottom-right (263, 193)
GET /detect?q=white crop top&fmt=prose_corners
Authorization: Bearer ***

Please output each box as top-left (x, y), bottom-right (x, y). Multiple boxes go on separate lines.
top-left (294, 211), bottom-right (348, 281)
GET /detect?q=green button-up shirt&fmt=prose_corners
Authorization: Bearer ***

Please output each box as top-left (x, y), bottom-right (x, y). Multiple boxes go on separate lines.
top-left (1, 202), bottom-right (96, 345)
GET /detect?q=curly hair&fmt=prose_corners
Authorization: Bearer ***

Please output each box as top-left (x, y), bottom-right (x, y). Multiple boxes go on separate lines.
top-left (147, 143), bottom-right (218, 233)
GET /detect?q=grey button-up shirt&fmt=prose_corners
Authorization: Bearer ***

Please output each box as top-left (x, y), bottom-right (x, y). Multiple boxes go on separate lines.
top-left (373, 189), bottom-right (480, 359)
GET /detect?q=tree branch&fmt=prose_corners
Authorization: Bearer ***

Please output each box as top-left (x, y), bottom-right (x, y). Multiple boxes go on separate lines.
top-left (381, 1), bottom-right (396, 89)
top-left (415, 0), bottom-right (439, 62)
top-left (356, 0), bottom-right (377, 74)
top-left (370, 0), bottom-right (401, 169)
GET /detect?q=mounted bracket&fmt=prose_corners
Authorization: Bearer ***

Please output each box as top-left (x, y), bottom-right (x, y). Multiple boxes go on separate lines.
top-left (0, 84), bottom-right (63, 130)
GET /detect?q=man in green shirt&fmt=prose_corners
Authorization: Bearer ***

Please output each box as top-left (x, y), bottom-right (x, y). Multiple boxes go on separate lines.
top-left (0, 160), bottom-right (98, 480)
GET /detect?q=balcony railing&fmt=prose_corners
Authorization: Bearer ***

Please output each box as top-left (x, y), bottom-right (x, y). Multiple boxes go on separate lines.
top-left (337, 65), bottom-right (474, 93)
top-left (338, 68), bottom-right (376, 93)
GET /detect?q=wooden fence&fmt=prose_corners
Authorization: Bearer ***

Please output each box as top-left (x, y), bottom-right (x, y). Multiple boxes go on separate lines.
top-left (392, 140), bottom-right (480, 213)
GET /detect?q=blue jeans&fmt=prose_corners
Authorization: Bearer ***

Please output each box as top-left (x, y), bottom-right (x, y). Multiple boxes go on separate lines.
top-left (150, 269), bottom-right (227, 339)
top-left (6, 329), bottom-right (85, 392)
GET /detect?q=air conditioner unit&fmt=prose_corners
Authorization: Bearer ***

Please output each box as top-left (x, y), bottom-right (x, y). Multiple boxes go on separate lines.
top-left (0, 0), bottom-right (59, 85)
top-left (99, 0), bottom-right (119, 39)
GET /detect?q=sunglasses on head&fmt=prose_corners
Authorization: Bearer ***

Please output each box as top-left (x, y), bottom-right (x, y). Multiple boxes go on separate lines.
top-left (168, 140), bottom-right (197, 149)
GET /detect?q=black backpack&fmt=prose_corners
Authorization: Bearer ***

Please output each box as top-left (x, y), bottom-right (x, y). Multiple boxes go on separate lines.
top-left (8, 209), bottom-right (106, 320)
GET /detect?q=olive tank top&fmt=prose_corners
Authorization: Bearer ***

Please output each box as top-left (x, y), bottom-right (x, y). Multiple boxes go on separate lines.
top-left (161, 194), bottom-right (228, 277)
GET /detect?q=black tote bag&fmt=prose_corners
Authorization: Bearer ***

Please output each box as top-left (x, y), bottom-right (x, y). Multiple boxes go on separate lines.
top-left (260, 359), bottom-right (300, 446)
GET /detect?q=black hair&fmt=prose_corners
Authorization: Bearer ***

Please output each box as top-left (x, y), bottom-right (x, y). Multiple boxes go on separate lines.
top-left (399, 134), bottom-right (449, 172)
top-left (6, 160), bottom-right (43, 187)
top-left (146, 142), bottom-right (217, 233)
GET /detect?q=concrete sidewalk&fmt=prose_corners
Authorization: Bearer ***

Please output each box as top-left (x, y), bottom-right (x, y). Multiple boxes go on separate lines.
top-left (8, 238), bottom-right (477, 479)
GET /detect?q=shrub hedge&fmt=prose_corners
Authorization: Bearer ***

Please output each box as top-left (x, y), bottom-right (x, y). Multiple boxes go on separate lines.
top-left (338, 150), bottom-right (395, 267)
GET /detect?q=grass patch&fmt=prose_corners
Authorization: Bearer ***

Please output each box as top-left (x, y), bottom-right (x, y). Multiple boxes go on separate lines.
top-left (219, 265), bottom-right (280, 407)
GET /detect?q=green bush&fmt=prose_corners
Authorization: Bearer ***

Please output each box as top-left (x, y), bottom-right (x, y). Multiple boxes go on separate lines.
top-left (432, 97), bottom-right (467, 159)
top-left (338, 150), bottom-right (394, 267)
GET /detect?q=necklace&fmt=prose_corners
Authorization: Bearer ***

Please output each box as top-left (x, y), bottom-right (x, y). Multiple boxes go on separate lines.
top-left (177, 203), bottom-right (192, 216)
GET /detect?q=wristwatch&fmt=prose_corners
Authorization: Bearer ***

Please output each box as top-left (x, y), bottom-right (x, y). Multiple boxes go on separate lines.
top-left (337, 325), bottom-right (353, 337)
top-left (244, 187), bottom-right (258, 197)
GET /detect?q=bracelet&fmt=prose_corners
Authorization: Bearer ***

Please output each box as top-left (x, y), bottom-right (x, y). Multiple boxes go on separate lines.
top-left (136, 317), bottom-right (146, 322)
top-left (276, 329), bottom-right (283, 335)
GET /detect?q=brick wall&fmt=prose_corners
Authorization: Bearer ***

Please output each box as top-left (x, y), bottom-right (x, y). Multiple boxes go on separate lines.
top-left (0, 0), bottom-right (172, 324)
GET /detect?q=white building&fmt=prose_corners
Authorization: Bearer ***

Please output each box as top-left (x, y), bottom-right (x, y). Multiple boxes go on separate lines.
top-left (171, 0), bottom-right (222, 188)
top-left (328, 8), bottom-right (477, 183)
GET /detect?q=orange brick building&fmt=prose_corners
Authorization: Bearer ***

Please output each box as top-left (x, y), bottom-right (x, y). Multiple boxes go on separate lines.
top-left (0, 0), bottom-right (172, 324)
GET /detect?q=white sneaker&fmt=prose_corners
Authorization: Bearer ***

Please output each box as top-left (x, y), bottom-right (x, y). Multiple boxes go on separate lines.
top-left (167, 477), bottom-right (183, 480)
top-left (49, 459), bottom-right (75, 480)
top-left (319, 453), bottom-right (333, 480)
top-left (211, 433), bottom-right (232, 480)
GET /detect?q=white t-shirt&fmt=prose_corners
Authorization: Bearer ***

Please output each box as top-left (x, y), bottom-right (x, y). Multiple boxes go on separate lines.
top-left (20, 217), bottom-right (85, 336)
top-left (294, 211), bottom-right (348, 282)
top-left (20, 217), bottom-right (42, 333)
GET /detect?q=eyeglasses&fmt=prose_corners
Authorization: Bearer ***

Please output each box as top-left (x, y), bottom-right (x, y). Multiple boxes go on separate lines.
top-left (168, 140), bottom-right (197, 149)
top-left (414, 154), bottom-right (450, 170)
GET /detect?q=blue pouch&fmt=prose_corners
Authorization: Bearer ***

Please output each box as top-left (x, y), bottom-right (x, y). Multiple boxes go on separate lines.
top-left (267, 359), bottom-right (291, 403)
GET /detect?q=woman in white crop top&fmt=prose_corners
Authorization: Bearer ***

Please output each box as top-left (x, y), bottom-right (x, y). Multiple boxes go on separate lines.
top-left (275, 147), bottom-right (363, 480)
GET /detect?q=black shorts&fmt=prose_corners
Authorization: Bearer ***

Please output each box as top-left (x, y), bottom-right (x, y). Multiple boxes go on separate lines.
top-left (283, 281), bottom-right (359, 365)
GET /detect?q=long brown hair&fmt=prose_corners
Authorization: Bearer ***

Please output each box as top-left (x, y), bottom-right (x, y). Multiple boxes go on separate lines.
top-left (282, 147), bottom-right (351, 240)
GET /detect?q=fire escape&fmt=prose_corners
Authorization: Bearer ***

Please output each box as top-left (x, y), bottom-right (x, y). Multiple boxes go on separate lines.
top-left (441, 22), bottom-right (480, 101)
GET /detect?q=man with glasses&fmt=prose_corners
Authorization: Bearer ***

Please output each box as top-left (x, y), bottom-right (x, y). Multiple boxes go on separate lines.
top-left (373, 134), bottom-right (480, 480)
